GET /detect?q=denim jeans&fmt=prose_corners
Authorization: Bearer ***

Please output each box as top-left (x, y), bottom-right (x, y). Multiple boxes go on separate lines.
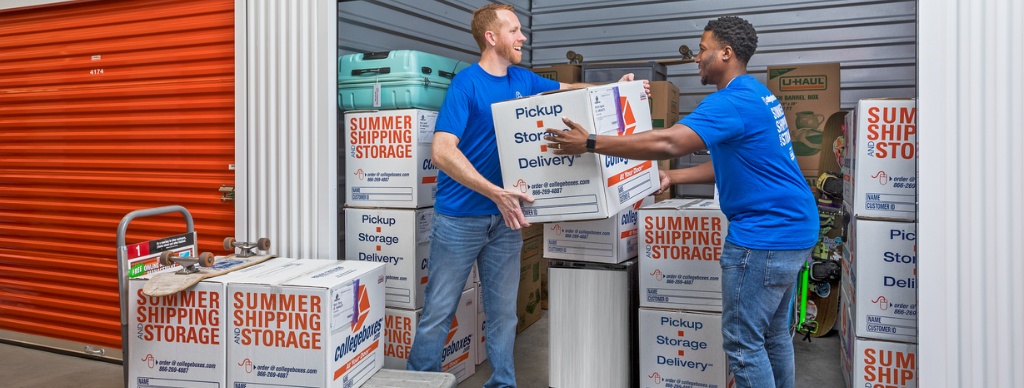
top-left (407, 213), bottom-right (522, 388)
top-left (720, 240), bottom-right (812, 388)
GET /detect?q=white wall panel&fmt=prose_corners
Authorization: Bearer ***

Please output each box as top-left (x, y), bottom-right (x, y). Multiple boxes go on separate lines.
top-left (241, 0), bottom-right (337, 260)
top-left (533, 0), bottom-right (916, 115)
top-left (919, 0), bottom-right (1024, 387)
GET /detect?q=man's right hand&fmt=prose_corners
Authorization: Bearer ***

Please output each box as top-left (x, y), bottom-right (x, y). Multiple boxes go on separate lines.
top-left (490, 187), bottom-right (535, 230)
top-left (654, 169), bottom-right (672, 195)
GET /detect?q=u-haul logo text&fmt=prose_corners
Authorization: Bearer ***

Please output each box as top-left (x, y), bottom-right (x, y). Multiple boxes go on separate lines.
top-left (865, 107), bottom-right (916, 160)
top-left (780, 75), bottom-right (827, 91)
top-left (349, 114), bottom-right (414, 159)
top-left (644, 216), bottom-right (724, 261)
top-left (135, 289), bottom-right (221, 344)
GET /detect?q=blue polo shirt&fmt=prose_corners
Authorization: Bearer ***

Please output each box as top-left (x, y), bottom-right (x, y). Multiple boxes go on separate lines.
top-left (681, 75), bottom-right (818, 250)
top-left (433, 64), bottom-right (560, 216)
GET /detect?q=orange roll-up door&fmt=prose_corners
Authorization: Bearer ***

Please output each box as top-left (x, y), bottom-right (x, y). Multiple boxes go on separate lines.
top-left (0, 0), bottom-right (234, 352)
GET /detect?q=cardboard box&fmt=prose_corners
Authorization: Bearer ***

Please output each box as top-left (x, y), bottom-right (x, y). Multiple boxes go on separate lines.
top-left (638, 199), bottom-right (728, 312)
top-left (766, 63), bottom-right (841, 187)
top-left (226, 260), bottom-right (382, 388)
top-left (520, 222), bottom-right (544, 241)
top-left (345, 207), bottom-right (432, 309)
top-left (381, 287), bottom-right (476, 382)
top-left (843, 99), bottom-right (918, 221)
top-left (840, 302), bottom-right (918, 388)
top-left (543, 196), bottom-right (653, 263)
top-left (517, 236), bottom-right (544, 333)
top-left (492, 81), bottom-right (659, 223)
top-left (344, 109), bottom-right (438, 208)
top-left (127, 258), bottom-right (297, 388)
top-left (842, 219), bottom-right (917, 343)
top-left (529, 64), bottom-right (581, 84)
top-left (540, 258), bottom-right (549, 310)
top-left (639, 308), bottom-right (733, 388)
top-left (649, 81), bottom-right (679, 128)
top-left (476, 311), bottom-right (487, 365)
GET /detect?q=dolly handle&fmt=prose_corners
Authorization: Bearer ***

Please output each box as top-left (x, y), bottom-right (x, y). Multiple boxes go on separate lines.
top-left (117, 205), bottom-right (194, 248)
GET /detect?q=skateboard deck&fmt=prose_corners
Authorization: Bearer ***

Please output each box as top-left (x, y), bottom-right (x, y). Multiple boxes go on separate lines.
top-left (142, 254), bottom-right (276, 297)
top-left (806, 111), bottom-right (847, 337)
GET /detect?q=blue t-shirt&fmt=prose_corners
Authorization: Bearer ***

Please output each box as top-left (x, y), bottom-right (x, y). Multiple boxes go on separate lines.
top-left (434, 64), bottom-right (560, 216)
top-left (680, 75), bottom-right (818, 250)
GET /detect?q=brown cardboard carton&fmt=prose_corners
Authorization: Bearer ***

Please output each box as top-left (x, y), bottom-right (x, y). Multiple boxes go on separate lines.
top-left (520, 223), bottom-right (543, 241)
top-left (516, 236), bottom-right (543, 333)
top-left (766, 63), bottom-right (841, 187)
top-left (530, 64), bottom-right (581, 84)
top-left (649, 81), bottom-right (679, 128)
top-left (540, 258), bottom-right (549, 310)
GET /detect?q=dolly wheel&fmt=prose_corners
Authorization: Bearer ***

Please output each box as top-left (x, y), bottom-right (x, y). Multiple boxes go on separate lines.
top-left (223, 237), bottom-right (236, 251)
top-left (256, 237), bottom-right (271, 251)
top-left (199, 252), bottom-right (216, 267)
top-left (159, 251), bottom-right (174, 266)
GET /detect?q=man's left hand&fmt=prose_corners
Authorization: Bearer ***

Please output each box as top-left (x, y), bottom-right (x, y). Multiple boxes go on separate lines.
top-left (618, 73), bottom-right (651, 97)
top-left (545, 117), bottom-right (590, 155)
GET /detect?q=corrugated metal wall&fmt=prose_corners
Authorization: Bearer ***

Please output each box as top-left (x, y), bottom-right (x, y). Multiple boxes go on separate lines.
top-left (0, 0), bottom-right (235, 355)
top-left (919, 0), bottom-right (1024, 387)
top-left (532, 0), bottom-right (917, 115)
top-left (241, 0), bottom-right (338, 260)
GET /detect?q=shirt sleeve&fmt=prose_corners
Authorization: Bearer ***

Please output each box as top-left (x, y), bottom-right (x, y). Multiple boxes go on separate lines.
top-left (434, 82), bottom-right (471, 139)
top-left (680, 94), bottom-right (745, 147)
top-left (526, 69), bottom-right (561, 95)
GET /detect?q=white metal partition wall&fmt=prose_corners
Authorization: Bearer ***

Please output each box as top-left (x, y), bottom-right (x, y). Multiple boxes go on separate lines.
top-left (237, 0), bottom-right (338, 260)
top-left (919, 1), bottom-right (1024, 387)
top-left (532, 0), bottom-right (916, 115)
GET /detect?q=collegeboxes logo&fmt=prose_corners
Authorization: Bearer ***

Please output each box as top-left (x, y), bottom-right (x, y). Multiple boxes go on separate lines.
top-left (446, 316), bottom-right (460, 344)
top-left (352, 284), bottom-right (371, 332)
top-left (617, 96), bottom-right (638, 136)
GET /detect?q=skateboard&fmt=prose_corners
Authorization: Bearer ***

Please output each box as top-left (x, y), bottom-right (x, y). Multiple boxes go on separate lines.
top-left (795, 111), bottom-right (847, 338)
top-left (142, 237), bottom-right (273, 297)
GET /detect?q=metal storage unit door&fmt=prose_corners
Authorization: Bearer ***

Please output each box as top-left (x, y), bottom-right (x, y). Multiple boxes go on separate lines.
top-left (0, 0), bottom-right (234, 358)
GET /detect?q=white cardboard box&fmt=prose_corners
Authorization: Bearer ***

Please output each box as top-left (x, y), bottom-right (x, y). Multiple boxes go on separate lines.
top-left (842, 219), bottom-right (917, 343)
top-left (344, 109), bottom-right (439, 208)
top-left (639, 308), bottom-right (733, 388)
top-left (491, 81), bottom-right (659, 223)
top-left (639, 199), bottom-right (728, 312)
top-left (843, 99), bottom-right (918, 221)
top-left (840, 298), bottom-right (918, 388)
top-left (476, 310), bottom-right (487, 365)
top-left (381, 287), bottom-right (477, 383)
top-left (127, 258), bottom-right (297, 388)
top-left (543, 196), bottom-right (653, 263)
top-left (227, 260), bottom-right (386, 388)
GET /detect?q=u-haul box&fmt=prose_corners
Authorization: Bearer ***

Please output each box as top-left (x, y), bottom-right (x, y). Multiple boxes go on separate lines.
top-left (639, 308), bottom-right (733, 388)
top-left (639, 199), bottom-right (728, 312)
top-left (345, 207), bottom-right (474, 310)
top-left (844, 99), bottom-right (917, 221)
top-left (492, 81), bottom-right (659, 223)
top-left (345, 109), bottom-right (438, 208)
top-left (543, 196), bottom-right (654, 263)
top-left (843, 219), bottom-right (917, 343)
top-left (382, 287), bottom-right (477, 383)
top-left (127, 258), bottom-right (296, 388)
top-left (226, 260), bottom-right (384, 388)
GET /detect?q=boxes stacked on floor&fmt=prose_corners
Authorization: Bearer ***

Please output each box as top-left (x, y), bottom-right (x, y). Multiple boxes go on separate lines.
top-left (648, 80), bottom-right (679, 203)
top-left (840, 98), bottom-right (918, 388)
top-left (637, 198), bottom-right (734, 388)
top-left (339, 50), bottom-right (478, 382)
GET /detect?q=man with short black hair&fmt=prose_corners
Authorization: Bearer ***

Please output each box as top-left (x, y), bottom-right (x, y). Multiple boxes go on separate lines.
top-left (545, 16), bottom-right (817, 388)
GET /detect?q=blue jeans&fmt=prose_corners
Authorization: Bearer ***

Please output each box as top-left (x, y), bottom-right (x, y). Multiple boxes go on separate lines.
top-left (407, 213), bottom-right (522, 388)
top-left (720, 241), bottom-right (811, 388)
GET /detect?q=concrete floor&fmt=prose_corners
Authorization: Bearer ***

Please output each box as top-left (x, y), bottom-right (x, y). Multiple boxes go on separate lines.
top-left (0, 311), bottom-right (844, 388)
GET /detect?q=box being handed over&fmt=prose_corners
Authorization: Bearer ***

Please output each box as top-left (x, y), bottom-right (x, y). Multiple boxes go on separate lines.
top-left (639, 199), bottom-right (729, 312)
top-left (492, 81), bottom-right (659, 223)
top-left (844, 99), bottom-right (918, 221)
top-left (227, 260), bottom-right (387, 388)
top-left (345, 109), bottom-right (439, 208)
top-left (543, 196), bottom-right (654, 263)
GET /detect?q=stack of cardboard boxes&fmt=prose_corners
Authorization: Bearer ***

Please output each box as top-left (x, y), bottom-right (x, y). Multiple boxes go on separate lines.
top-left (839, 98), bottom-right (919, 388)
top-left (344, 108), bottom-right (478, 381)
top-left (637, 199), bottom-right (734, 387)
top-left (128, 258), bottom-right (387, 388)
top-left (650, 81), bottom-right (680, 203)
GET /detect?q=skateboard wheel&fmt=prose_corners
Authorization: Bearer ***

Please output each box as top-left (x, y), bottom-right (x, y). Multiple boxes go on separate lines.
top-left (223, 237), bottom-right (236, 251)
top-left (159, 251), bottom-right (174, 266)
top-left (256, 237), bottom-right (271, 251)
top-left (199, 252), bottom-right (216, 267)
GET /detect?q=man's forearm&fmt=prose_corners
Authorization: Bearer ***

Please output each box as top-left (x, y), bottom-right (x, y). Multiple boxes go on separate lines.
top-left (667, 161), bottom-right (715, 185)
top-left (592, 125), bottom-right (707, 160)
top-left (433, 148), bottom-right (500, 200)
